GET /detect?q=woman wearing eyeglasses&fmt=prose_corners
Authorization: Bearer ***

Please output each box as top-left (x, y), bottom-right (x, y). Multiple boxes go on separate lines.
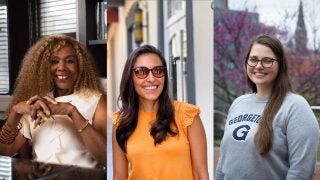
top-left (215, 34), bottom-right (319, 179)
top-left (112, 45), bottom-right (209, 180)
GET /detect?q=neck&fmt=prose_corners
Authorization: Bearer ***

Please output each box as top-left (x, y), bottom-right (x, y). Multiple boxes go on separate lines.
top-left (256, 85), bottom-right (273, 98)
top-left (139, 100), bottom-right (159, 112)
top-left (54, 89), bottom-right (73, 97)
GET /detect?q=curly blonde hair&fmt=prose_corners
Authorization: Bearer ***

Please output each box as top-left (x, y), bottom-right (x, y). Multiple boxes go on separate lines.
top-left (6, 34), bottom-right (104, 114)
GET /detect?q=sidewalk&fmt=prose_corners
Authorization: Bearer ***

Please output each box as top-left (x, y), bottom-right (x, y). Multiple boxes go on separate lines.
top-left (214, 148), bottom-right (320, 179)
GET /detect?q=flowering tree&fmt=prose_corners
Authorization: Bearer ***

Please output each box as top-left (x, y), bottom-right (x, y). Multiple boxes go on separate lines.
top-left (286, 48), bottom-right (320, 105)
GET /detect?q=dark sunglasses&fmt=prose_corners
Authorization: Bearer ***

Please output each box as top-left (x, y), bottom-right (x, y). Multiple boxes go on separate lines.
top-left (132, 66), bottom-right (166, 79)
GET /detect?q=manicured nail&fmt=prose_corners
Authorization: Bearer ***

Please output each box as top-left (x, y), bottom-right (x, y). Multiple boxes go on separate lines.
top-left (44, 117), bottom-right (49, 122)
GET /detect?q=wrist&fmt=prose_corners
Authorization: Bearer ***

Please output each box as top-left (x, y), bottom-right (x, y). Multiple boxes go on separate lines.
top-left (12, 104), bottom-right (21, 115)
top-left (8, 107), bottom-right (22, 126)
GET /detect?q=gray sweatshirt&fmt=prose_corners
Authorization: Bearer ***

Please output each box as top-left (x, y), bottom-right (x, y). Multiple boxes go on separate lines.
top-left (215, 93), bottom-right (320, 180)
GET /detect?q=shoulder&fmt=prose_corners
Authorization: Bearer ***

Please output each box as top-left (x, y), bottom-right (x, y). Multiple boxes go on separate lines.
top-left (229, 93), bottom-right (255, 109)
top-left (173, 101), bottom-right (200, 111)
top-left (283, 92), bottom-right (310, 107)
top-left (282, 93), bottom-right (319, 134)
top-left (74, 89), bottom-right (102, 100)
top-left (280, 92), bottom-right (316, 120)
top-left (284, 92), bottom-right (307, 102)
top-left (232, 94), bottom-right (254, 104)
top-left (173, 101), bottom-right (200, 128)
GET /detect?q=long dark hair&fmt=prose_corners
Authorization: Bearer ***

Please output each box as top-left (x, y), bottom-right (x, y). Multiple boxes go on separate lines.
top-left (245, 34), bottom-right (292, 155)
top-left (116, 45), bottom-right (176, 152)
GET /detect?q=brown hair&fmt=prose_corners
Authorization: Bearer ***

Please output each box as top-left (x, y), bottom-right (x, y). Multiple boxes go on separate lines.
top-left (6, 34), bottom-right (104, 115)
top-left (245, 34), bottom-right (292, 155)
top-left (116, 45), bottom-right (176, 152)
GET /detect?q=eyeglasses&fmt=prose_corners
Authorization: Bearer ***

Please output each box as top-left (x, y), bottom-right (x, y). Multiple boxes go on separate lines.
top-left (132, 66), bottom-right (166, 79)
top-left (247, 56), bottom-right (278, 68)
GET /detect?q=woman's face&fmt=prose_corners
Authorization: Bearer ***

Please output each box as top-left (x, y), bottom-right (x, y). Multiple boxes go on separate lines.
top-left (132, 53), bottom-right (165, 104)
top-left (247, 43), bottom-right (279, 90)
top-left (50, 44), bottom-right (78, 96)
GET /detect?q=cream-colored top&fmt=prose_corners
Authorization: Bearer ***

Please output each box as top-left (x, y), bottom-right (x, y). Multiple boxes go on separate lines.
top-left (20, 90), bottom-right (102, 168)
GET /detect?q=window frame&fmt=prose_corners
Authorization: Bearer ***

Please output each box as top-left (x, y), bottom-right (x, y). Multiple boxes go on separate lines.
top-left (0, 4), bottom-right (9, 95)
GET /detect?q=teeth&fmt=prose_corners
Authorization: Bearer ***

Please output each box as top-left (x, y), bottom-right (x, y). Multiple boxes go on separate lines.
top-left (255, 72), bottom-right (265, 76)
top-left (57, 75), bottom-right (68, 80)
top-left (144, 86), bottom-right (157, 90)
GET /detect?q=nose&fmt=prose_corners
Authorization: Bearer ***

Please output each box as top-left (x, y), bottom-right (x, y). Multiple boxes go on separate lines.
top-left (145, 71), bottom-right (155, 82)
top-left (255, 60), bottom-right (264, 68)
top-left (57, 61), bottom-right (66, 71)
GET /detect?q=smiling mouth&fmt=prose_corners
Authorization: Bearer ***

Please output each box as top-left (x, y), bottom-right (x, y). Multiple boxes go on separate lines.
top-left (254, 72), bottom-right (267, 77)
top-left (56, 75), bottom-right (69, 80)
top-left (144, 85), bottom-right (157, 90)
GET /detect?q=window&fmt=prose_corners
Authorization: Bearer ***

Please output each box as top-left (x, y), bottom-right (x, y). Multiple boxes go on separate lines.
top-left (40, 0), bottom-right (76, 36)
top-left (0, 156), bottom-right (11, 179)
top-left (0, 5), bottom-right (9, 94)
top-left (167, 0), bottom-right (185, 19)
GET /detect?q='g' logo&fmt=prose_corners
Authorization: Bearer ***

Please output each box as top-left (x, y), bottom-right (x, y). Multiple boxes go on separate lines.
top-left (232, 125), bottom-right (251, 141)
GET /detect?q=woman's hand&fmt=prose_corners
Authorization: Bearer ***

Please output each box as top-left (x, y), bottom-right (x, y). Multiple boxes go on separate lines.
top-left (43, 96), bottom-right (77, 117)
top-left (12, 95), bottom-right (49, 118)
top-left (12, 95), bottom-right (58, 128)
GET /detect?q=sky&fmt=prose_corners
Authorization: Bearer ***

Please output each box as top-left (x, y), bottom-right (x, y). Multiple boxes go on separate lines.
top-left (227, 0), bottom-right (320, 49)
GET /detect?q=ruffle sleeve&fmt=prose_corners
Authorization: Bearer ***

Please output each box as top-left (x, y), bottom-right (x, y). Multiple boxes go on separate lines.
top-left (174, 101), bottom-right (200, 137)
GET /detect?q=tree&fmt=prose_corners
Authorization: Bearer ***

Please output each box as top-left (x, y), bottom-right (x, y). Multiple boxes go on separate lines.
top-left (286, 48), bottom-right (320, 105)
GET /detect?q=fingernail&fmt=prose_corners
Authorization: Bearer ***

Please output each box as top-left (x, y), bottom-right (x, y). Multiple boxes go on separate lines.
top-left (44, 117), bottom-right (49, 122)
top-left (26, 100), bottom-right (30, 105)
top-left (52, 101), bottom-right (58, 105)
top-left (45, 111), bottom-right (51, 116)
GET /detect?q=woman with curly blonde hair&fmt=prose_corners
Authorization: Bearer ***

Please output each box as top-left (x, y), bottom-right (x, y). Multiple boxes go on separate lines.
top-left (0, 35), bottom-right (106, 168)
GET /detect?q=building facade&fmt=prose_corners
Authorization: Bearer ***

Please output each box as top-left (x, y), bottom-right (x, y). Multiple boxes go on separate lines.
top-left (107, 0), bottom-right (213, 178)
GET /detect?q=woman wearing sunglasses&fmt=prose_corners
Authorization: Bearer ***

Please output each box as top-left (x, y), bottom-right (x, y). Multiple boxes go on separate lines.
top-left (215, 34), bottom-right (319, 179)
top-left (112, 45), bottom-right (209, 179)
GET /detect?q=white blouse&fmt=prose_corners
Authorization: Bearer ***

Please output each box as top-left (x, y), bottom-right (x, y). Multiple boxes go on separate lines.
top-left (20, 90), bottom-right (102, 168)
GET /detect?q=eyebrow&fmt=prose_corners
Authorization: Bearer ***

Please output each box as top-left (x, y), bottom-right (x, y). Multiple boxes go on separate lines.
top-left (249, 56), bottom-right (276, 59)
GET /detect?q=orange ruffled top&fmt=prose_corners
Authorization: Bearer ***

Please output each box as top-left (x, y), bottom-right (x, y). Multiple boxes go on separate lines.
top-left (113, 101), bottom-right (200, 180)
